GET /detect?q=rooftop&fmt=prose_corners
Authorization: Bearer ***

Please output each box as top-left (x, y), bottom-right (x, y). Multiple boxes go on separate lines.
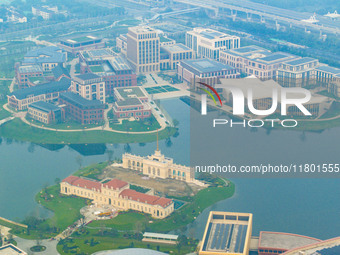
top-left (143, 232), bottom-right (178, 240)
top-left (23, 46), bottom-right (66, 64)
top-left (9, 77), bottom-right (71, 100)
top-left (115, 86), bottom-right (146, 100)
top-left (120, 189), bottom-right (172, 208)
top-left (116, 97), bottom-right (143, 107)
top-left (18, 64), bottom-right (43, 74)
top-left (189, 27), bottom-right (236, 40)
top-left (52, 65), bottom-right (70, 79)
top-left (315, 65), bottom-right (340, 75)
top-left (62, 176), bottom-right (101, 191)
top-left (29, 101), bottom-right (61, 113)
top-left (128, 26), bottom-right (157, 34)
top-left (59, 92), bottom-right (104, 109)
top-left (93, 248), bottom-right (167, 255)
top-left (259, 232), bottom-right (321, 251)
top-left (64, 35), bottom-right (99, 44)
top-left (161, 43), bottom-right (192, 53)
top-left (75, 73), bottom-right (101, 81)
top-left (284, 57), bottom-right (318, 66)
top-left (0, 244), bottom-right (27, 255)
top-left (109, 56), bottom-right (133, 72)
top-left (103, 179), bottom-right (128, 190)
top-left (201, 211), bottom-right (252, 254)
top-left (180, 58), bottom-right (235, 75)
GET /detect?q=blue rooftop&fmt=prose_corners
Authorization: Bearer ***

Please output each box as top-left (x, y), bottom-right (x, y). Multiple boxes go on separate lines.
top-left (180, 58), bottom-right (235, 75)
top-left (29, 101), bottom-right (61, 113)
top-left (284, 57), bottom-right (317, 66)
top-left (59, 92), bottom-right (104, 110)
top-left (10, 77), bottom-right (71, 100)
top-left (316, 65), bottom-right (340, 74)
top-left (23, 46), bottom-right (66, 64)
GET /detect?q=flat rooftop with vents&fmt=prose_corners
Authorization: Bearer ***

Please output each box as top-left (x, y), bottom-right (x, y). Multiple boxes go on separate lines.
top-left (199, 211), bottom-right (253, 255)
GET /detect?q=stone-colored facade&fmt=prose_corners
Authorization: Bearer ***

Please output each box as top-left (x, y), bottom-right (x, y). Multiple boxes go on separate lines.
top-left (122, 149), bottom-right (195, 183)
top-left (60, 176), bottom-right (174, 219)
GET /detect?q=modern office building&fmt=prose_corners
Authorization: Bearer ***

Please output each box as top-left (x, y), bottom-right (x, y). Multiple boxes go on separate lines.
top-left (258, 232), bottom-right (321, 255)
top-left (59, 36), bottom-right (105, 54)
top-left (7, 77), bottom-right (71, 110)
top-left (28, 101), bottom-right (65, 124)
top-left (160, 43), bottom-right (195, 70)
top-left (60, 175), bottom-right (174, 219)
top-left (220, 45), bottom-right (298, 79)
top-left (58, 92), bottom-right (105, 125)
top-left (315, 65), bottom-right (340, 87)
top-left (22, 46), bottom-right (67, 71)
top-left (177, 58), bottom-right (238, 88)
top-left (199, 211), bottom-right (253, 255)
top-left (186, 28), bottom-right (240, 61)
top-left (126, 26), bottom-right (160, 74)
top-left (70, 73), bottom-right (106, 103)
top-left (277, 57), bottom-right (319, 87)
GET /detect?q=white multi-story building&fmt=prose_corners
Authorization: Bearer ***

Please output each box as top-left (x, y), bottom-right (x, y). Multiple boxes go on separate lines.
top-left (186, 28), bottom-right (240, 61)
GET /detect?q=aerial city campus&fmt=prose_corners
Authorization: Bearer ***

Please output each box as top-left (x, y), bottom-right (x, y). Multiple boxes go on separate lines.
top-left (0, 9), bottom-right (340, 255)
top-left (3, 26), bottom-right (340, 135)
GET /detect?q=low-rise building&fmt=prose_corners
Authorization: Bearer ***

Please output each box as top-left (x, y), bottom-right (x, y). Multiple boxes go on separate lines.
top-left (59, 36), bottom-right (105, 55)
top-left (60, 176), bottom-right (174, 219)
top-left (160, 43), bottom-right (195, 70)
top-left (28, 101), bottom-right (65, 124)
top-left (70, 73), bottom-right (105, 103)
top-left (315, 65), bottom-right (340, 87)
top-left (116, 34), bottom-right (128, 56)
top-left (199, 211), bottom-right (253, 255)
top-left (52, 65), bottom-right (70, 81)
top-left (113, 86), bottom-right (151, 119)
top-left (32, 6), bottom-right (59, 20)
top-left (58, 92), bottom-right (105, 125)
top-left (177, 58), bottom-right (239, 88)
top-left (220, 45), bottom-right (298, 80)
top-left (122, 147), bottom-right (195, 183)
top-left (258, 232), bottom-right (321, 255)
top-left (186, 28), bottom-right (240, 61)
top-left (15, 64), bottom-right (44, 89)
top-left (22, 46), bottom-right (67, 71)
top-left (7, 77), bottom-right (71, 110)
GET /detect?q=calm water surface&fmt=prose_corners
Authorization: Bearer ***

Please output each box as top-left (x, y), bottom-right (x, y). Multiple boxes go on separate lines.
top-left (0, 98), bottom-right (339, 240)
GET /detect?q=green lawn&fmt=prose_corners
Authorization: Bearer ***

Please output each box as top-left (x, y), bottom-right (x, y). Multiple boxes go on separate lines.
top-left (0, 118), bottom-right (176, 144)
top-left (110, 115), bottom-right (161, 132)
top-left (90, 65), bottom-right (104, 73)
top-left (27, 118), bottom-right (102, 130)
top-left (88, 212), bottom-right (149, 231)
top-left (57, 233), bottom-right (196, 255)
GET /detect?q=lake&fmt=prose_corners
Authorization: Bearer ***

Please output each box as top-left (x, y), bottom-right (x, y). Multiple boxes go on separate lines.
top-left (0, 98), bottom-right (339, 240)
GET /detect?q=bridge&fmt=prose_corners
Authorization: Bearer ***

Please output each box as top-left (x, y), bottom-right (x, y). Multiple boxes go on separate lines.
top-left (150, 7), bottom-right (201, 21)
top-left (173, 0), bottom-right (340, 34)
top-left (0, 116), bottom-right (14, 126)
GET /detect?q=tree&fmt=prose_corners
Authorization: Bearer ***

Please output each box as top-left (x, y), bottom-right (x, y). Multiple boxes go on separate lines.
top-left (106, 149), bottom-right (114, 162)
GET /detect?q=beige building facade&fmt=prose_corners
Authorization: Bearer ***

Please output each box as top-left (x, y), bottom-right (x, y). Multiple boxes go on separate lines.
top-left (126, 26), bottom-right (160, 74)
top-left (60, 176), bottom-right (174, 219)
top-left (71, 73), bottom-right (105, 103)
top-left (122, 148), bottom-right (195, 183)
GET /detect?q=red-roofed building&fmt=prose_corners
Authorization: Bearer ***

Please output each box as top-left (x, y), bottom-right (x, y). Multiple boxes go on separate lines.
top-left (60, 175), bottom-right (174, 219)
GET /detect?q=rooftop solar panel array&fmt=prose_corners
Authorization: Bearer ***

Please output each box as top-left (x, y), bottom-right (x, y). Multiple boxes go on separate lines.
top-left (202, 222), bottom-right (248, 253)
